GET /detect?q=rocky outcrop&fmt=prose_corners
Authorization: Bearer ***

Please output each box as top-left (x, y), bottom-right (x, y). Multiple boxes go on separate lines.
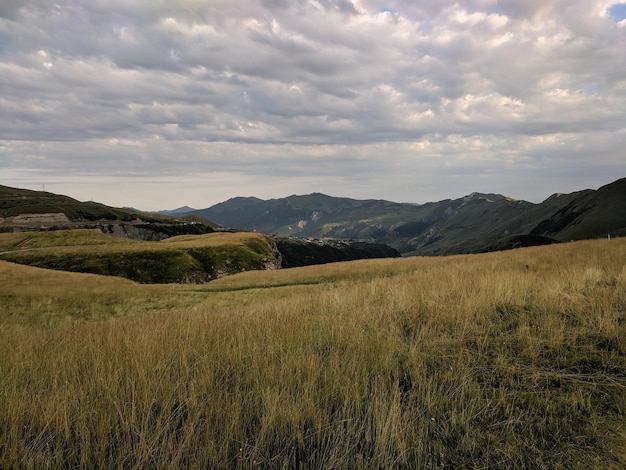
top-left (97, 222), bottom-right (213, 241)
top-left (0, 213), bottom-right (71, 226)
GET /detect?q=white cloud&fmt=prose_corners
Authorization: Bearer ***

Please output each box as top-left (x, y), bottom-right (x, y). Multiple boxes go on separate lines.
top-left (1, 0), bottom-right (625, 209)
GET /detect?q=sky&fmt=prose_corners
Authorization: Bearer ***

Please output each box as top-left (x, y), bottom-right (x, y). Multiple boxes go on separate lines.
top-left (1, 0), bottom-right (625, 210)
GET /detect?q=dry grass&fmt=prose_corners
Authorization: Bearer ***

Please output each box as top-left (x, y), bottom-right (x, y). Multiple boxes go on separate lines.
top-left (0, 229), bottom-right (272, 255)
top-left (1, 238), bottom-right (625, 468)
top-left (0, 261), bottom-right (204, 334)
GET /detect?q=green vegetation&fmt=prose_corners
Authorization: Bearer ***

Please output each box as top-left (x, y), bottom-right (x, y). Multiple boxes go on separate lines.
top-left (0, 185), bottom-right (148, 222)
top-left (0, 230), bottom-right (280, 283)
top-left (1, 239), bottom-right (625, 468)
top-left (0, 184), bottom-right (218, 230)
top-left (0, 229), bottom-right (136, 251)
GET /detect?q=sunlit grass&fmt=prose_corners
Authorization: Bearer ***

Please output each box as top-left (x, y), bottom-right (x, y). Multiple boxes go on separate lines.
top-left (1, 238), bottom-right (625, 468)
top-left (0, 229), bottom-right (273, 254)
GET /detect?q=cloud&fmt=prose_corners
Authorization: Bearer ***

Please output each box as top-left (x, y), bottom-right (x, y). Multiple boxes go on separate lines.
top-left (1, 0), bottom-right (625, 209)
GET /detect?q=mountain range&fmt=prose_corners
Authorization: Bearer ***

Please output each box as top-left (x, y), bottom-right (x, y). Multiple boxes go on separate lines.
top-left (188, 178), bottom-right (626, 256)
top-left (2, 178), bottom-right (625, 257)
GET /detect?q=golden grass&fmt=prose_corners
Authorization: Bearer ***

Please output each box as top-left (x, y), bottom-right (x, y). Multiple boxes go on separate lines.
top-left (1, 238), bottom-right (625, 468)
top-left (0, 229), bottom-right (272, 255)
top-left (0, 229), bottom-right (138, 252)
top-left (0, 260), bottom-right (203, 334)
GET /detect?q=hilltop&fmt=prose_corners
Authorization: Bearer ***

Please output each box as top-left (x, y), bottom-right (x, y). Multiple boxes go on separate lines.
top-left (0, 185), bottom-right (218, 240)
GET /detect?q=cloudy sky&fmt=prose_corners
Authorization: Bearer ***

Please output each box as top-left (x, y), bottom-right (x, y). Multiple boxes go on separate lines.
top-left (1, 0), bottom-right (625, 210)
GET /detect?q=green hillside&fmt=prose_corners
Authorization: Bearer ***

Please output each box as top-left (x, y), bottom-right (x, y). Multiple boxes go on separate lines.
top-left (0, 230), bottom-right (280, 284)
top-left (0, 184), bottom-right (218, 230)
top-left (1, 185), bottom-right (149, 221)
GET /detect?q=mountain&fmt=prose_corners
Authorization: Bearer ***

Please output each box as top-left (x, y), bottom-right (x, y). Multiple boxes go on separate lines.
top-left (157, 206), bottom-right (198, 216)
top-left (3, 178), bottom-right (624, 258)
top-left (190, 178), bottom-right (626, 256)
top-left (529, 178), bottom-right (626, 241)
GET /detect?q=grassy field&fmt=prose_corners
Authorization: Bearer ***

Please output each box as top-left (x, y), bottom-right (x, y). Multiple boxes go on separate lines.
top-left (0, 230), bottom-right (279, 284)
top-left (1, 238), bottom-right (625, 468)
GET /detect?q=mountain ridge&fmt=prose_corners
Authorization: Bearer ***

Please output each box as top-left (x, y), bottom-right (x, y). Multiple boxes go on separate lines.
top-left (2, 178), bottom-right (624, 256)
top-left (189, 178), bottom-right (626, 255)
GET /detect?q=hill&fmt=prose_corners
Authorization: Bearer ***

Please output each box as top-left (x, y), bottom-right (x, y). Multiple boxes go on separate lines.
top-left (529, 178), bottom-right (626, 240)
top-left (191, 178), bottom-right (626, 255)
top-left (156, 206), bottom-right (198, 216)
top-left (0, 230), bottom-right (281, 283)
top-left (0, 185), bottom-right (219, 240)
top-left (0, 229), bottom-right (400, 283)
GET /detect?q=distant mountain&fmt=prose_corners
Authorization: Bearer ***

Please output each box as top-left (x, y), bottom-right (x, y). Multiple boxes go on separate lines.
top-left (190, 178), bottom-right (626, 256)
top-left (199, 193), bottom-right (414, 235)
top-left (3, 178), bottom-right (624, 257)
top-left (157, 206), bottom-right (198, 216)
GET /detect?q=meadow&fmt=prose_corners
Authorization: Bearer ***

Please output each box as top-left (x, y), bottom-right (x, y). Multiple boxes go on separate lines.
top-left (1, 238), bottom-right (625, 468)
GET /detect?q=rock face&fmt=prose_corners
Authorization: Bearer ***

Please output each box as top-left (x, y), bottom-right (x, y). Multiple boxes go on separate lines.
top-left (98, 222), bottom-right (213, 241)
top-left (274, 237), bottom-right (401, 268)
top-left (99, 222), bottom-right (170, 241)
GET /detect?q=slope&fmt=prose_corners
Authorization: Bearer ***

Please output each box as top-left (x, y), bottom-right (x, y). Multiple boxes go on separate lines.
top-left (530, 177), bottom-right (626, 240)
top-left (0, 230), bottom-right (280, 284)
top-left (0, 185), bottom-right (219, 239)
